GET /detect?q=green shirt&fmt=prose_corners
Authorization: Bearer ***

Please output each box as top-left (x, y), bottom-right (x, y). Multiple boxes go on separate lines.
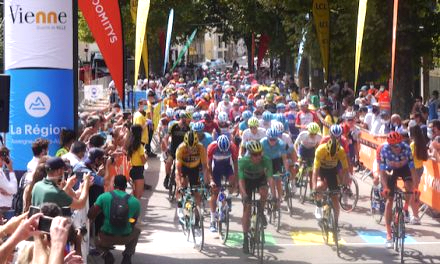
top-left (95, 190), bottom-right (141, 236)
top-left (55, 147), bottom-right (68, 157)
top-left (238, 155), bottom-right (273, 180)
top-left (31, 178), bottom-right (73, 207)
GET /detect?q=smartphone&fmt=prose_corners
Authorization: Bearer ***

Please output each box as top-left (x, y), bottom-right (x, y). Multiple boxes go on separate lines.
top-left (38, 216), bottom-right (53, 233)
top-left (28, 206), bottom-right (40, 218)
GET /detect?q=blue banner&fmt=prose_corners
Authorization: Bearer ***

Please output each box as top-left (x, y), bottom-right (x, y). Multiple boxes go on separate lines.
top-left (5, 69), bottom-right (74, 170)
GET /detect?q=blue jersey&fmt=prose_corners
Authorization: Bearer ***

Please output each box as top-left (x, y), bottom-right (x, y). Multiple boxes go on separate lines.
top-left (260, 137), bottom-right (286, 160)
top-left (200, 132), bottom-right (213, 149)
top-left (239, 121), bottom-right (248, 132)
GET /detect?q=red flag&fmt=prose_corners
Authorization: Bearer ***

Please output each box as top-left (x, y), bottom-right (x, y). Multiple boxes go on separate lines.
top-left (390, 0), bottom-right (399, 99)
top-left (257, 34), bottom-right (270, 69)
top-left (79, 0), bottom-right (124, 101)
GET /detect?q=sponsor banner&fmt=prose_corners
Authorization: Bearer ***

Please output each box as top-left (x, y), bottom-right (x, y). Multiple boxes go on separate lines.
top-left (84, 84), bottom-right (104, 100)
top-left (79, 0), bottom-right (124, 102)
top-left (163, 9), bottom-right (174, 75)
top-left (130, 0), bottom-right (149, 76)
top-left (134, 0), bottom-right (151, 84)
top-left (4, 0), bottom-right (73, 70)
top-left (312, 0), bottom-right (330, 82)
top-left (5, 69), bottom-right (74, 170)
top-left (171, 29), bottom-right (197, 72)
top-left (354, 0), bottom-right (368, 93)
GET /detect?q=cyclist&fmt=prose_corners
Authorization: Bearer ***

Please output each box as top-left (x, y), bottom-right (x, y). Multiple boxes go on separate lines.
top-left (294, 122), bottom-right (322, 188)
top-left (158, 108), bottom-right (175, 159)
top-left (216, 111), bottom-right (232, 138)
top-left (264, 93), bottom-right (277, 113)
top-left (238, 141), bottom-right (273, 254)
top-left (191, 122), bottom-right (213, 149)
top-left (176, 131), bottom-right (208, 222)
top-left (295, 99), bottom-right (319, 131)
top-left (259, 111), bottom-right (273, 130)
top-left (272, 121), bottom-right (297, 184)
top-left (260, 128), bottom-right (290, 208)
top-left (312, 137), bottom-right (349, 227)
top-left (202, 112), bottom-right (220, 135)
top-left (254, 99), bottom-right (265, 119)
top-left (163, 111), bottom-right (191, 189)
top-left (379, 132), bottom-right (417, 249)
top-left (206, 135), bottom-right (239, 232)
top-left (240, 117), bottom-right (266, 156)
top-left (238, 110), bottom-right (253, 136)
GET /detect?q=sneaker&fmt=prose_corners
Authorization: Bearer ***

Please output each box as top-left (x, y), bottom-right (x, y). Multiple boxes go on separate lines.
top-left (410, 216), bottom-right (421, 225)
top-left (163, 175), bottom-right (170, 189)
top-left (385, 239), bottom-right (393, 249)
top-left (121, 254), bottom-right (132, 264)
top-left (102, 251), bottom-right (115, 264)
top-left (243, 234), bottom-right (250, 254)
top-left (315, 206), bottom-right (323, 219)
top-left (209, 222), bottom-right (217, 232)
top-left (404, 210), bottom-right (410, 223)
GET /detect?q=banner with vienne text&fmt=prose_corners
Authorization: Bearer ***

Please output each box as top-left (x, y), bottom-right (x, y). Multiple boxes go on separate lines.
top-left (79, 0), bottom-right (124, 101)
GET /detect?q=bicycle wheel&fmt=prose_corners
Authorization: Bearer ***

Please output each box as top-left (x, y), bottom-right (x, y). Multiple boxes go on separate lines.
top-left (256, 215), bottom-right (265, 264)
top-left (339, 177), bottom-right (359, 212)
top-left (191, 207), bottom-right (204, 251)
top-left (298, 168), bottom-right (308, 204)
top-left (398, 211), bottom-right (405, 263)
top-left (276, 206), bottom-right (281, 232)
top-left (266, 200), bottom-right (274, 225)
top-left (285, 180), bottom-right (294, 216)
top-left (168, 167), bottom-right (176, 201)
top-left (370, 187), bottom-right (384, 224)
top-left (328, 206), bottom-right (339, 256)
top-left (218, 207), bottom-right (229, 244)
top-left (249, 228), bottom-right (256, 255)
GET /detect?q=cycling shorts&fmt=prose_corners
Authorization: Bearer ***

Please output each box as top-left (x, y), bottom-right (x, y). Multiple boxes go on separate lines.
top-left (319, 167), bottom-right (339, 191)
top-left (212, 162), bottom-right (234, 187)
top-left (272, 157), bottom-right (283, 176)
top-left (298, 145), bottom-right (315, 167)
top-left (388, 165), bottom-right (412, 196)
top-left (181, 165), bottom-right (201, 187)
top-left (245, 176), bottom-right (268, 198)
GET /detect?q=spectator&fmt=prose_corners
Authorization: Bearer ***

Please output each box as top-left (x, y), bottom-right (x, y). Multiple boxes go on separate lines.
top-left (56, 129), bottom-right (76, 157)
top-left (364, 103), bottom-right (379, 130)
top-left (88, 175), bottom-right (141, 264)
top-left (126, 125), bottom-right (148, 199)
top-left (31, 157), bottom-right (92, 210)
top-left (390, 114), bottom-right (403, 132)
top-left (0, 146), bottom-right (16, 224)
top-left (78, 116), bottom-right (100, 143)
top-left (427, 91), bottom-right (439, 121)
top-left (22, 156), bottom-right (49, 213)
top-left (133, 100), bottom-right (150, 155)
top-left (62, 141), bottom-right (87, 168)
top-left (428, 120), bottom-right (440, 160)
top-left (27, 138), bottom-right (49, 174)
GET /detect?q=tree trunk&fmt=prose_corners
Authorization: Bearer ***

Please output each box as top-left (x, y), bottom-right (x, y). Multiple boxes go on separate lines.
top-left (298, 57), bottom-right (309, 88)
top-left (243, 34), bottom-right (253, 73)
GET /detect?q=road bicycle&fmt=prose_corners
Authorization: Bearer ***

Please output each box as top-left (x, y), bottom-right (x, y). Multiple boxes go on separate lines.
top-left (282, 172), bottom-right (295, 216)
top-left (315, 189), bottom-right (341, 256)
top-left (339, 174), bottom-right (359, 212)
top-left (245, 188), bottom-right (265, 264)
top-left (216, 181), bottom-right (232, 244)
top-left (168, 161), bottom-right (177, 201)
top-left (391, 189), bottom-right (413, 263)
top-left (296, 160), bottom-right (313, 204)
top-left (178, 186), bottom-right (205, 251)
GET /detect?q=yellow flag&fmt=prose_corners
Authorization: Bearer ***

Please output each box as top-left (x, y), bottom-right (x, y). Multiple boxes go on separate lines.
top-left (134, 0), bottom-right (151, 85)
top-left (355, 0), bottom-right (368, 93)
top-left (312, 0), bottom-right (330, 82)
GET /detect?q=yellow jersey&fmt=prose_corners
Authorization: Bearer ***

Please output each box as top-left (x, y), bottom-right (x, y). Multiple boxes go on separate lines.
top-left (313, 143), bottom-right (348, 170)
top-left (130, 145), bottom-right (145, 166)
top-left (133, 111), bottom-right (149, 144)
top-left (410, 142), bottom-right (423, 169)
top-left (176, 142), bottom-right (207, 169)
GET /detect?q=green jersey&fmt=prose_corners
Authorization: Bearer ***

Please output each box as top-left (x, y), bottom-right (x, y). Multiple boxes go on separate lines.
top-left (238, 155), bottom-right (273, 180)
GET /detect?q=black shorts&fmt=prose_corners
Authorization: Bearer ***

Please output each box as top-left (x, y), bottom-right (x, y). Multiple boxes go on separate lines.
top-left (129, 166), bottom-right (144, 181)
top-left (182, 165), bottom-right (201, 187)
top-left (319, 167), bottom-right (339, 191)
top-left (388, 165), bottom-right (412, 195)
top-left (245, 176), bottom-right (268, 198)
top-left (168, 147), bottom-right (177, 160)
top-left (272, 157), bottom-right (283, 175)
top-left (299, 145), bottom-right (315, 167)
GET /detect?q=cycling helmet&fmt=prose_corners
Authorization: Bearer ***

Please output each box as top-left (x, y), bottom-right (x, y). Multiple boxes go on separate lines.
top-left (276, 103), bottom-right (286, 110)
top-left (256, 99), bottom-right (265, 108)
top-left (222, 94), bottom-right (230, 102)
top-left (262, 111), bottom-right (273, 122)
top-left (233, 98), bottom-right (241, 105)
top-left (217, 135), bottom-right (230, 152)
top-left (191, 122), bottom-right (205, 132)
top-left (275, 113), bottom-right (286, 124)
top-left (247, 117), bottom-right (259, 128)
top-left (299, 99), bottom-right (308, 107)
top-left (307, 122), bottom-right (320, 135)
top-left (186, 105), bottom-right (195, 113)
top-left (272, 121), bottom-right (285, 134)
top-left (326, 139), bottom-right (340, 156)
top-left (192, 111), bottom-right (202, 121)
top-left (387, 131), bottom-right (403, 145)
top-left (242, 110), bottom-right (252, 121)
top-left (186, 97), bottom-right (194, 105)
top-left (246, 140), bottom-right (263, 154)
top-left (247, 99), bottom-right (254, 106)
top-left (218, 112), bottom-right (229, 123)
top-left (330, 124), bottom-right (343, 137)
top-left (165, 108), bottom-right (174, 118)
top-left (265, 93), bottom-right (274, 102)
top-left (288, 101), bottom-right (297, 109)
top-left (184, 131), bottom-right (199, 147)
top-left (179, 110), bottom-right (192, 120)
top-left (266, 128), bottom-right (279, 139)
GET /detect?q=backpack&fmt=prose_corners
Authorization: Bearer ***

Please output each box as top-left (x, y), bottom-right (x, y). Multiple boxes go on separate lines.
top-left (12, 173), bottom-right (27, 216)
top-left (109, 191), bottom-right (130, 228)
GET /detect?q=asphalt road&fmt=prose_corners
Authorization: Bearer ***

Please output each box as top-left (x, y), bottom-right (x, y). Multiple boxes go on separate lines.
top-left (91, 156), bottom-right (440, 264)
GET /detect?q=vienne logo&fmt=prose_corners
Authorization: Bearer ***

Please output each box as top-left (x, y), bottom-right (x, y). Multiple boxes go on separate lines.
top-left (24, 92), bottom-right (51, 118)
top-left (9, 5), bottom-right (68, 27)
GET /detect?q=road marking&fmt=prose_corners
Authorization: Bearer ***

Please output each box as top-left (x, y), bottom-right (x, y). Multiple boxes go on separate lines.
top-left (290, 231), bottom-right (346, 245)
top-left (226, 232), bottom-right (276, 247)
top-left (357, 230), bottom-right (417, 244)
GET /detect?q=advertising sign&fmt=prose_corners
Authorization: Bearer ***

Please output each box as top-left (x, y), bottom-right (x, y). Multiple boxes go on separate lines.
top-left (84, 84), bottom-right (104, 100)
top-left (312, 0), bottom-right (330, 82)
top-left (4, 0), bottom-right (73, 70)
top-left (5, 69), bottom-right (74, 170)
